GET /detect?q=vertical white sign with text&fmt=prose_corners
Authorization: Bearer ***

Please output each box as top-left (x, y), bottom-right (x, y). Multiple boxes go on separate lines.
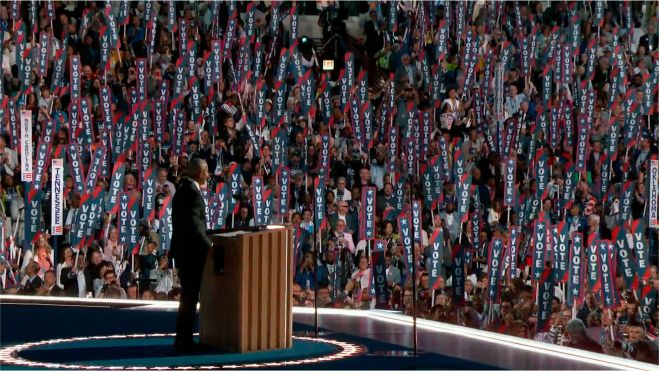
top-left (20, 110), bottom-right (33, 181)
top-left (51, 159), bottom-right (64, 235)
top-left (650, 159), bottom-right (658, 229)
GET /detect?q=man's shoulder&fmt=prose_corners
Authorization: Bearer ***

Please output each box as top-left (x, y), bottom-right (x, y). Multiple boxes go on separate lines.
top-left (173, 179), bottom-right (196, 198)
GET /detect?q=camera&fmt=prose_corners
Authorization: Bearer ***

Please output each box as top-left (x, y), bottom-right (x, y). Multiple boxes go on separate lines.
top-left (618, 340), bottom-right (635, 356)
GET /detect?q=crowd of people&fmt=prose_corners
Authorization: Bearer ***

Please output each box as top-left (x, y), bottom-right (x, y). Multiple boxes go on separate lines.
top-left (0, 0), bottom-right (657, 363)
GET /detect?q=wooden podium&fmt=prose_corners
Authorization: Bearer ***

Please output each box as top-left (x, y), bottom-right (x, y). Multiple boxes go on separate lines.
top-left (199, 225), bottom-right (293, 352)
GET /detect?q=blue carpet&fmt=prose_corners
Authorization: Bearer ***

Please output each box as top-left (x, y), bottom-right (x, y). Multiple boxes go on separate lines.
top-left (0, 303), bottom-right (498, 369)
top-left (20, 337), bottom-right (338, 367)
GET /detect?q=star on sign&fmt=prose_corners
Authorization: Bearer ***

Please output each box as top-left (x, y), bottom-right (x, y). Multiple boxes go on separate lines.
top-left (377, 242), bottom-right (384, 250)
top-left (572, 289), bottom-right (579, 296)
top-left (120, 236), bottom-right (126, 242)
top-left (121, 194), bottom-right (129, 201)
top-left (489, 288), bottom-right (495, 297)
top-left (574, 235), bottom-right (581, 243)
top-left (535, 272), bottom-right (541, 279)
top-left (537, 223), bottom-right (545, 230)
top-left (494, 240), bottom-right (501, 247)
top-left (367, 189), bottom-right (374, 196)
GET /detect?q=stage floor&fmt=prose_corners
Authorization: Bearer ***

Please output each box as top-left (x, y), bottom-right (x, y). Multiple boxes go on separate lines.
top-left (0, 296), bottom-right (653, 370)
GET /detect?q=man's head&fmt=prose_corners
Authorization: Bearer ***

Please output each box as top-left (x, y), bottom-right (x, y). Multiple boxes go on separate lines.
top-left (91, 250), bottom-right (103, 265)
top-left (324, 248), bottom-right (336, 264)
top-left (70, 192), bottom-right (81, 208)
top-left (336, 177), bottom-right (347, 191)
top-left (565, 318), bottom-right (587, 340)
top-left (508, 84), bottom-right (518, 97)
top-left (359, 167), bottom-right (370, 182)
top-left (570, 203), bottom-right (581, 216)
top-left (384, 183), bottom-right (394, 197)
top-left (385, 252), bottom-right (393, 268)
top-left (146, 240), bottom-right (158, 255)
top-left (401, 53), bottom-right (411, 66)
top-left (240, 206), bottom-right (249, 219)
top-left (44, 270), bottom-right (56, 287)
top-left (187, 158), bottom-right (209, 186)
top-left (302, 252), bottom-right (314, 268)
top-left (420, 273), bottom-right (429, 289)
top-left (337, 201), bottom-right (349, 215)
top-left (317, 287), bottom-right (331, 306)
top-left (551, 311), bottom-right (567, 328)
top-left (157, 167), bottom-right (169, 183)
top-left (627, 325), bottom-right (645, 343)
top-left (465, 279), bottom-right (474, 293)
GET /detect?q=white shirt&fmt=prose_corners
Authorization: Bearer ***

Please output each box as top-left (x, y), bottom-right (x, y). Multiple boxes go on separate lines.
top-left (446, 213), bottom-right (455, 226)
top-left (442, 98), bottom-right (461, 112)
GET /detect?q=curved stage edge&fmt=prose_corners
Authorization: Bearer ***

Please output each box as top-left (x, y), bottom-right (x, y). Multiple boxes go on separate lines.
top-left (0, 295), bottom-right (653, 370)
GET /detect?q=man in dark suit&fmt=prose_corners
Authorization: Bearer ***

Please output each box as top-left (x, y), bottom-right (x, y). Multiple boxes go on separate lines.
top-left (639, 23), bottom-right (657, 54)
top-left (170, 158), bottom-right (212, 351)
top-left (364, 10), bottom-right (384, 58)
top-left (19, 262), bottom-right (43, 295)
top-left (42, 270), bottom-right (64, 296)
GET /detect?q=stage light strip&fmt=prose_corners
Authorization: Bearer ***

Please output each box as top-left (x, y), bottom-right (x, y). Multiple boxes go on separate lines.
top-left (365, 311), bottom-right (652, 371)
top-left (295, 307), bottom-right (652, 370)
top-left (0, 334), bottom-right (364, 370)
top-left (0, 295), bottom-right (176, 308)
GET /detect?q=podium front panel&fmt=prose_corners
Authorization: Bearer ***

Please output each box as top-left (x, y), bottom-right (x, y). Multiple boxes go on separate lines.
top-left (200, 226), bottom-right (292, 352)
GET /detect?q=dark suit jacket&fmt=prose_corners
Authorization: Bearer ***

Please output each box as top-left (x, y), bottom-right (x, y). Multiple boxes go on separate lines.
top-left (20, 275), bottom-right (43, 295)
top-left (395, 65), bottom-right (421, 87)
top-left (48, 285), bottom-right (64, 297)
top-left (170, 177), bottom-right (212, 265)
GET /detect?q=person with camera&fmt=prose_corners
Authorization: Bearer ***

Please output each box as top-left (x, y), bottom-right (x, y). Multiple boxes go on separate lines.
top-left (155, 167), bottom-right (177, 199)
top-left (96, 269), bottom-right (127, 299)
top-left (329, 219), bottom-right (356, 254)
top-left (534, 311), bottom-right (568, 345)
top-left (36, 270), bottom-right (64, 297)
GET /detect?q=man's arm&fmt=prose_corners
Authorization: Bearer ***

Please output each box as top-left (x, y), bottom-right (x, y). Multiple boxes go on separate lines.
top-left (190, 192), bottom-right (213, 250)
